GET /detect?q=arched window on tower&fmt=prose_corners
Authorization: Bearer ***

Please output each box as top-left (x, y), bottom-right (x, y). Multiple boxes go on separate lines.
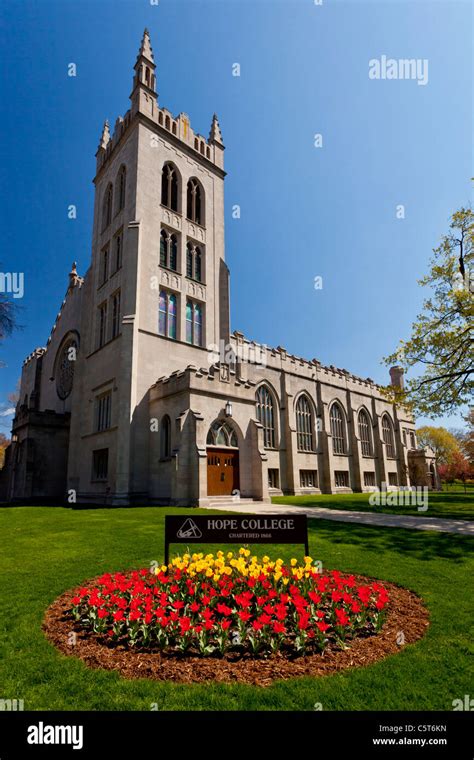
top-left (330, 402), bottom-right (346, 455)
top-left (161, 163), bottom-right (179, 212)
top-left (256, 385), bottom-right (276, 448)
top-left (160, 415), bottom-right (171, 458)
top-left (169, 234), bottom-right (178, 271)
top-left (116, 166), bottom-right (126, 212)
top-left (382, 414), bottom-right (396, 459)
top-left (186, 300), bottom-right (203, 346)
top-left (195, 247), bottom-right (202, 281)
top-left (159, 229), bottom-right (178, 272)
top-left (296, 395), bottom-right (314, 452)
top-left (186, 242), bottom-right (203, 282)
top-left (186, 179), bottom-right (203, 225)
top-left (158, 290), bottom-right (177, 340)
top-left (160, 230), bottom-right (168, 268)
top-left (358, 409), bottom-right (373, 457)
top-left (102, 184), bottom-right (113, 231)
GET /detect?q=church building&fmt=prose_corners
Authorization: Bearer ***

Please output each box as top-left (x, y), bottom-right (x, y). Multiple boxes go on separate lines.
top-left (3, 30), bottom-right (437, 506)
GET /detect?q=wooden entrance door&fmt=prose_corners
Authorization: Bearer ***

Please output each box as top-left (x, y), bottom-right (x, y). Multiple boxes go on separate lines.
top-left (207, 448), bottom-right (240, 496)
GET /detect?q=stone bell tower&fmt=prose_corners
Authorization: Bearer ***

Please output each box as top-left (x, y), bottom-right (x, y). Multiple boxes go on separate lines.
top-left (68, 29), bottom-right (231, 504)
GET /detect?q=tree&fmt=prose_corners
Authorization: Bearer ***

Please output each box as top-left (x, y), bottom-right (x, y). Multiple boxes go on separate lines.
top-left (384, 205), bottom-right (474, 416)
top-left (7, 378), bottom-right (20, 407)
top-left (439, 450), bottom-right (473, 493)
top-left (416, 426), bottom-right (460, 464)
top-left (454, 409), bottom-right (474, 464)
top-left (0, 293), bottom-right (20, 340)
top-left (0, 432), bottom-right (10, 469)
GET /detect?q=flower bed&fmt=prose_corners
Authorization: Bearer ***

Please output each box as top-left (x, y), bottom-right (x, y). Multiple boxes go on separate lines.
top-left (70, 549), bottom-right (389, 657)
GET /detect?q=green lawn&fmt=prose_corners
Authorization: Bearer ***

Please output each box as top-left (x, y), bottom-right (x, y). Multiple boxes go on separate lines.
top-left (273, 486), bottom-right (474, 521)
top-left (1, 506), bottom-right (473, 711)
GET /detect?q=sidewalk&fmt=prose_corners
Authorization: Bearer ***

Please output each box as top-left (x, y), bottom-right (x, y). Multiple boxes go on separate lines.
top-left (202, 502), bottom-right (474, 536)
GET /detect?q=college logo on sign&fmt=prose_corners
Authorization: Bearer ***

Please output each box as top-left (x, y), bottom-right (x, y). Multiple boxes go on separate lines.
top-left (177, 518), bottom-right (203, 539)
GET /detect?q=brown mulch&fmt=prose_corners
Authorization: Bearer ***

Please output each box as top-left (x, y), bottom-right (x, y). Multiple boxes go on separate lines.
top-left (42, 574), bottom-right (429, 687)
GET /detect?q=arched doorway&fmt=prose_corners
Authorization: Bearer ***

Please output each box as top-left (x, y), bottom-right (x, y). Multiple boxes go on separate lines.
top-left (206, 420), bottom-right (239, 496)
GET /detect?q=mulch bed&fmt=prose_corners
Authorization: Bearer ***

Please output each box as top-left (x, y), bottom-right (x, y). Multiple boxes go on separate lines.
top-left (42, 573), bottom-right (429, 686)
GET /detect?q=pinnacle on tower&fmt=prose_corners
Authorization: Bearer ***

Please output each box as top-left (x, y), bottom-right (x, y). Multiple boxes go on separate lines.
top-left (209, 113), bottom-right (223, 145)
top-left (136, 27), bottom-right (154, 65)
top-left (131, 28), bottom-right (157, 99)
top-left (97, 120), bottom-right (110, 151)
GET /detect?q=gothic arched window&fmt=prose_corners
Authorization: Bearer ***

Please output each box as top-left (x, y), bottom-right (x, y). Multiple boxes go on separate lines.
top-left (186, 242), bottom-right (203, 282)
top-left (160, 229), bottom-right (167, 267)
top-left (330, 402), bottom-right (346, 455)
top-left (186, 178), bottom-right (203, 225)
top-left (296, 395), bottom-right (314, 452)
top-left (160, 229), bottom-right (178, 272)
top-left (116, 166), bottom-right (126, 212)
top-left (207, 420), bottom-right (238, 447)
top-left (56, 338), bottom-right (78, 400)
top-left (160, 415), bottom-right (171, 458)
top-left (186, 300), bottom-right (203, 346)
top-left (161, 163), bottom-right (179, 212)
top-left (195, 247), bottom-right (202, 281)
top-left (256, 385), bottom-right (276, 448)
top-left (102, 183), bottom-right (113, 230)
top-left (358, 409), bottom-right (373, 457)
top-left (382, 414), bottom-right (396, 459)
top-left (158, 290), bottom-right (177, 340)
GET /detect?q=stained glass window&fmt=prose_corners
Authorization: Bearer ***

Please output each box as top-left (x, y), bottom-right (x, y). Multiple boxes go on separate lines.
top-left (158, 291), bottom-right (167, 337)
top-left (186, 300), bottom-right (193, 343)
top-left (206, 421), bottom-right (238, 447)
top-left (168, 294), bottom-right (177, 339)
top-left (186, 300), bottom-right (203, 346)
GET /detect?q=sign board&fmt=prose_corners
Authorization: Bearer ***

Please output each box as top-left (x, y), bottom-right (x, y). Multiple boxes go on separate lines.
top-left (164, 514), bottom-right (309, 564)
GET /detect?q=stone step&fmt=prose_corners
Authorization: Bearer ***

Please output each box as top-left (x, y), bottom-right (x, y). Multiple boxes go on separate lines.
top-left (206, 497), bottom-right (257, 506)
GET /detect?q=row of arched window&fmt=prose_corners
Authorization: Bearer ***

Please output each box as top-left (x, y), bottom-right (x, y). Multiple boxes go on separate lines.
top-left (255, 386), bottom-right (397, 458)
top-left (161, 163), bottom-right (204, 224)
top-left (102, 166), bottom-right (126, 231)
top-left (160, 233), bottom-right (203, 282)
top-left (101, 162), bottom-right (204, 233)
top-left (158, 290), bottom-right (203, 346)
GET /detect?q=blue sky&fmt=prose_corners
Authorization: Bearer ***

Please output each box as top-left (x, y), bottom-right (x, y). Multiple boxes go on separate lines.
top-left (0, 0), bottom-right (472, 432)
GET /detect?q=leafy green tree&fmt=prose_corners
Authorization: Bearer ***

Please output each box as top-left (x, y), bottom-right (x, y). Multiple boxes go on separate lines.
top-left (384, 206), bottom-right (473, 416)
top-left (416, 425), bottom-right (460, 464)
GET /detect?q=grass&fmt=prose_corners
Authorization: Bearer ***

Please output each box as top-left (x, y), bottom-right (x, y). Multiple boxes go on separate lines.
top-left (0, 505), bottom-right (473, 711)
top-left (273, 486), bottom-right (474, 521)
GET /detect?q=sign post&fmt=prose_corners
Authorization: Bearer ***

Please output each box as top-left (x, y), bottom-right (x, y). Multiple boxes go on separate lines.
top-left (164, 514), bottom-right (309, 565)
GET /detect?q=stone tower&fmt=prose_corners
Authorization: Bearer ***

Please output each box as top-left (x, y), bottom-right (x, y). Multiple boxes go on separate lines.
top-left (67, 29), bottom-right (230, 504)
